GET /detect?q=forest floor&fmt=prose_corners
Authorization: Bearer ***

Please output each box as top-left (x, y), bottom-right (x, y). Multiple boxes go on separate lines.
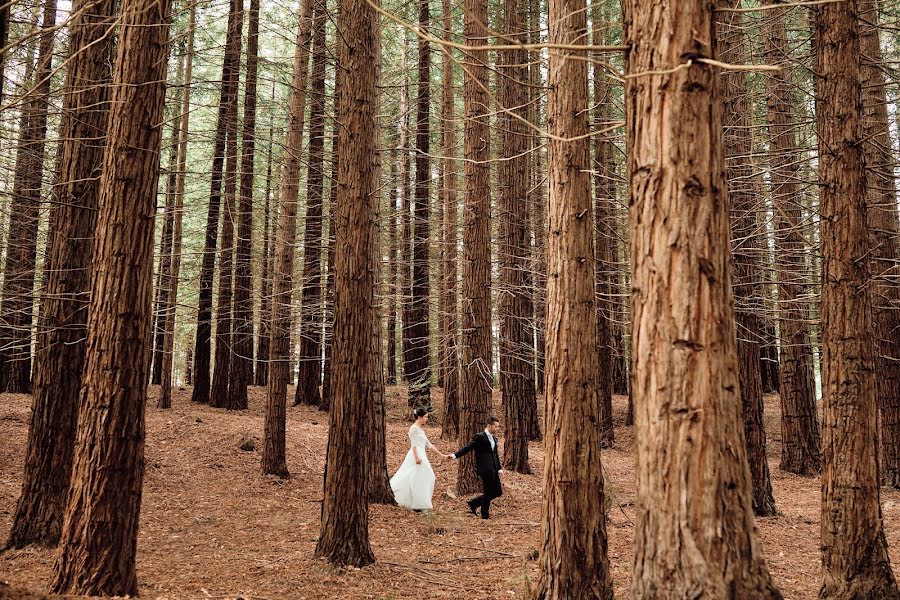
top-left (2, 386), bottom-right (900, 599)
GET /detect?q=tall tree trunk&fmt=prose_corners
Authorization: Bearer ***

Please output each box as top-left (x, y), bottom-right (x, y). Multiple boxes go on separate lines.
top-left (262, 0), bottom-right (313, 477)
top-left (160, 2), bottom-right (196, 409)
top-left (230, 0), bottom-right (259, 410)
top-left (764, 0), bottom-right (821, 476)
top-left (49, 0), bottom-right (170, 589)
top-left (5, 0), bottom-right (115, 549)
top-left (407, 0), bottom-right (432, 411)
top-left (313, 0), bottom-right (378, 565)
top-left (386, 141), bottom-right (399, 386)
top-left (858, 0), bottom-right (900, 490)
top-left (209, 0), bottom-right (244, 408)
top-left (399, 36), bottom-right (413, 384)
top-left (816, 2), bottom-right (900, 597)
top-left (533, 0), bottom-right (612, 594)
top-left (624, 0), bottom-right (782, 596)
top-left (255, 101), bottom-right (276, 388)
top-left (294, 0), bottom-right (327, 408)
top-left (456, 0), bottom-right (492, 495)
top-left (439, 0), bottom-right (460, 441)
top-left (320, 63), bottom-right (342, 413)
top-left (151, 76), bottom-right (182, 387)
top-left (498, 0), bottom-right (533, 474)
top-left (717, 0), bottom-right (777, 517)
top-left (529, 0), bottom-right (546, 402)
top-left (0, 0), bottom-right (57, 393)
top-left (591, 7), bottom-right (614, 449)
top-left (191, 0), bottom-right (244, 404)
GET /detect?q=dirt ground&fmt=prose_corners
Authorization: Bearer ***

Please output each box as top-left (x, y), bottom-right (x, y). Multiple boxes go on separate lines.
top-left (1, 385), bottom-right (899, 599)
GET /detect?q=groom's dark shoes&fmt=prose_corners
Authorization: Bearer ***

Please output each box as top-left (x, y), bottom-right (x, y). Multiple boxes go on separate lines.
top-left (467, 499), bottom-right (479, 516)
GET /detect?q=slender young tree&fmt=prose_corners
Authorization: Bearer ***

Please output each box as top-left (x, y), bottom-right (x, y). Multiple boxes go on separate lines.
top-left (229, 0), bottom-right (260, 410)
top-left (624, 0), bottom-right (781, 596)
top-left (294, 0), bottom-right (327, 408)
top-left (439, 0), bottom-right (460, 441)
top-left (816, 1), bottom-right (900, 597)
top-left (160, 1), bottom-right (196, 409)
top-left (717, 0), bottom-right (776, 517)
top-left (858, 0), bottom-right (900, 489)
top-left (456, 0), bottom-right (492, 496)
top-left (49, 0), bottom-right (170, 590)
top-left (192, 0), bottom-right (244, 404)
top-left (407, 0), bottom-right (432, 411)
top-left (262, 0), bottom-right (313, 477)
top-left (5, 0), bottom-right (115, 549)
top-left (398, 34), bottom-right (413, 384)
top-left (0, 0), bottom-right (57, 393)
top-left (255, 101), bottom-right (276, 387)
top-left (314, 0), bottom-right (378, 566)
top-left (764, 0), bottom-right (821, 476)
top-left (386, 141), bottom-right (399, 385)
top-left (498, 0), bottom-right (533, 474)
top-left (533, 0), bottom-right (612, 594)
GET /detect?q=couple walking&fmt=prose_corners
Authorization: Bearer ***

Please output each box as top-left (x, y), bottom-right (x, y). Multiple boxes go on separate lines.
top-left (389, 408), bottom-right (504, 519)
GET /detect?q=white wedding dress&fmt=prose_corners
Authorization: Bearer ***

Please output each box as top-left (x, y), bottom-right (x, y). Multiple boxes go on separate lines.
top-left (390, 424), bottom-right (436, 510)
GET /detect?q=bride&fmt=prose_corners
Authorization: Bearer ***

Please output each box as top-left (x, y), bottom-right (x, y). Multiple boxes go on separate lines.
top-left (391, 408), bottom-right (444, 511)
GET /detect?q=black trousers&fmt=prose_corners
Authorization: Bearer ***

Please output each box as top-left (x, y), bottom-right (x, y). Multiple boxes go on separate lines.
top-left (469, 470), bottom-right (502, 518)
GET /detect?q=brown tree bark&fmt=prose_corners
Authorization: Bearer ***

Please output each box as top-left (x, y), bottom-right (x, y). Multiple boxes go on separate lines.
top-left (192, 0), bottom-right (244, 404)
top-left (228, 0), bottom-right (259, 410)
top-left (456, 0), bottom-right (492, 496)
top-left (294, 0), bottom-right (327, 408)
top-left (857, 0), bottom-right (900, 490)
top-left (816, 2), bottom-right (900, 597)
top-left (262, 0), bottom-right (313, 477)
top-left (398, 36), bottom-right (413, 385)
top-left (0, 0), bottom-right (57, 393)
top-left (764, 0), bottom-right (821, 476)
top-left (160, 3), bottom-right (196, 409)
top-left (526, 0), bottom-right (543, 438)
top-left (591, 7), bottom-right (614, 449)
top-left (498, 0), bottom-right (533, 474)
top-left (314, 0), bottom-right (378, 565)
top-left (48, 0), bottom-right (170, 589)
top-left (407, 0), bottom-right (432, 411)
top-left (210, 0), bottom-right (244, 408)
top-left (716, 0), bottom-right (777, 518)
top-left (386, 141), bottom-right (399, 386)
top-left (624, 0), bottom-right (782, 596)
top-left (255, 104), bottom-right (276, 388)
top-left (533, 0), bottom-right (612, 594)
top-left (5, 0), bottom-right (114, 549)
top-left (439, 0), bottom-right (460, 441)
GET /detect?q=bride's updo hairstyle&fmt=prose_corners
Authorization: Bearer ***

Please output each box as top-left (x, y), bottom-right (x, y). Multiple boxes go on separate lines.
top-left (413, 407), bottom-right (428, 420)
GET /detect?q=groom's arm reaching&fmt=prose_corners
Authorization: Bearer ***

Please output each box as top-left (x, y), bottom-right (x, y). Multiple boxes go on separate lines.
top-left (449, 435), bottom-right (480, 460)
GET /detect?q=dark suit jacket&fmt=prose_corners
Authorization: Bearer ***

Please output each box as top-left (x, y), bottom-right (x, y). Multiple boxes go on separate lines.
top-left (453, 431), bottom-right (501, 476)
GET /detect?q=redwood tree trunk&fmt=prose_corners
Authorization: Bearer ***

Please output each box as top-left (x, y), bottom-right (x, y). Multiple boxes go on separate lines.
top-left (407, 0), bottom-right (432, 411)
top-left (229, 0), bottom-right (259, 411)
top-left (49, 0), bottom-right (170, 590)
top-left (764, 1), bottom-right (821, 476)
top-left (5, 0), bottom-right (114, 549)
top-left (0, 0), bottom-right (58, 393)
top-left (255, 111), bottom-right (275, 387)
top-left (314, 0), bottom-right (378, 565)
top-left (498, 0), bottom-right (533, 474)
top-left (717, 0), bottom-right (777, 518)
top-left (262, 0), bottom-right (313, 477)
top-left (624, 0), bottom-right (781, 596)
top-left (533, 0), bottom-right (612, 594)
top-left (816, 1), bottom-right (900, 597)
top-left (294, 0), bottom-right (327, 408)
top-left (456, 0), bottom-right (492, 496)
top-left (439, 0), bottom-right (460, 441)
top-left (160, 5), bottom-right (196, 409)
top-left (858, 0), bottom-right (900, 490)
top-left (191, 0), bottom-right (244, 404)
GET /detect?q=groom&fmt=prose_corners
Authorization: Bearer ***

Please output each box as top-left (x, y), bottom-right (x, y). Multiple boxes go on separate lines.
top-left (448, 416), bottom-right (503, 519)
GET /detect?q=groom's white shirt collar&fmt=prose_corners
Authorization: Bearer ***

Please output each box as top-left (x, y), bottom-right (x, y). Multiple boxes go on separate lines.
top-left (484, 428), bottom-right (495, 449)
